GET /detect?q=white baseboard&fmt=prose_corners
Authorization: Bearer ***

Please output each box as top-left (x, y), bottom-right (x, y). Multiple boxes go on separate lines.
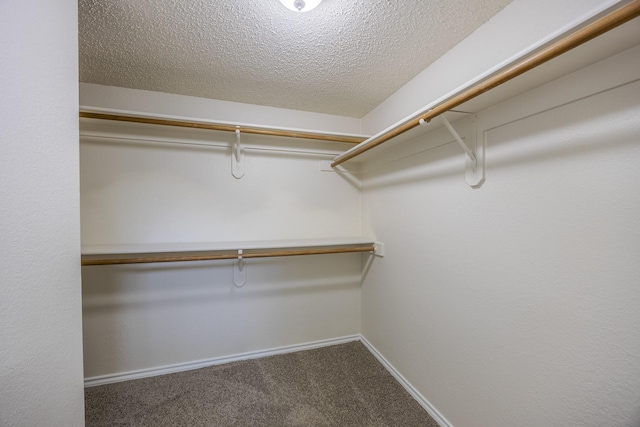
top-left (84, 334), bottom-right (360, 387)
top-left (85, 333), bottom-right (452, 427)
top-left (359, 335), bottom-right (453, 427)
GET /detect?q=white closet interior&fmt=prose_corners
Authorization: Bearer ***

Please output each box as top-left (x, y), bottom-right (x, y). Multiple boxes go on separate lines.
top-left (78, 2), bottom-right (640, 427)
top-left (9, 0), bottom-right (640, 425)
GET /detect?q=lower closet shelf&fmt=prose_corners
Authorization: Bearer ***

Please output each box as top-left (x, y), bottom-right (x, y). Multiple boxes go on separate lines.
top-left (81, 237), bottom-right (378, 266)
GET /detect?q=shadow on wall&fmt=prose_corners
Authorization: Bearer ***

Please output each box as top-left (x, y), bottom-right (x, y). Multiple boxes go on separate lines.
top-left (80, 132), bottom-right (361, 245)
top-left (81, 253), bottom-right (363, 309)
top-left (361, 80), bottom-right (640, 191)
top-left (81, 252), bottom-right (364, 377)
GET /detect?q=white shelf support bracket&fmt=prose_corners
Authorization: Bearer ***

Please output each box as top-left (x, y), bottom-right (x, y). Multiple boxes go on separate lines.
top-left (232, 127), bottom-right (245, 179)
top-left (234, 249), bottom-right (246, 287)
top-left (442, 115), bottom-right (484, 187)
top-left (373, 241), bottom-right (385, 257)
top-left (442, 115), bottom-right (475, 164)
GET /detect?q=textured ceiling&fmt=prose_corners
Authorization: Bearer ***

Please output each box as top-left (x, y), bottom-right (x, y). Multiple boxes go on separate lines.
top-left (79, 0), bottom-right (512, 118)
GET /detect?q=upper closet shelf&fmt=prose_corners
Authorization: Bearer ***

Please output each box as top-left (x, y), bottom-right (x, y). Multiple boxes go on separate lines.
top-left (331, 0), bottom-right (640, 171)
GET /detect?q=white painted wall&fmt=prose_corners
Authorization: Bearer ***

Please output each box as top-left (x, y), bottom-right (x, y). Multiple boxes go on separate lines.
top-left (79, 108), bottom-right (363, 378)
top-left (360, 43), bottom-right (640, 427)
top-left (0, 1), bottom-right (85, 426)
top-left (78, 4), bottom-right (640, 427)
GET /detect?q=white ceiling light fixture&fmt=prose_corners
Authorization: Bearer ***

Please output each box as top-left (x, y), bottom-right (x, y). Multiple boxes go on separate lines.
top-left (279, 0), bottom-right (322, 12)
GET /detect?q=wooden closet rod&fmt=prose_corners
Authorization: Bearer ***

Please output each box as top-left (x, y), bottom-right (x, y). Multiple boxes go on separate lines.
top-left (79, 111), bottom-right (367, 145)
top-left (81, 244), bottom-right (376, 266)
top-left (331, 0), bottom-right (640, 167)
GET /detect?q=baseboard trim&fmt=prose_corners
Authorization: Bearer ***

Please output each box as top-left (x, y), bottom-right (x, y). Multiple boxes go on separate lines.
top-left (84, 333), bottom-right (452, 427)
top-left (359, 335), bottom-right (453, 427)
top-left (84, 334), bottom-right (361, 388)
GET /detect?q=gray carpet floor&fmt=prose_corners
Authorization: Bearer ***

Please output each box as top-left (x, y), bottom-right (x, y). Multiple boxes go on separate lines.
top-left (85, 341), bottom-right (440, 426)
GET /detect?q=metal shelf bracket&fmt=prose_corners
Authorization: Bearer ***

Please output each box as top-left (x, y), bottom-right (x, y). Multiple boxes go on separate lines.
top-left (234, 249), bottom-right (246, 287)
top-left (442, 115), bottom-right (484, 188)
top-left (373, 241), bottom-right (385, 257)
top-left (232, 127), bottom-right (245, 179)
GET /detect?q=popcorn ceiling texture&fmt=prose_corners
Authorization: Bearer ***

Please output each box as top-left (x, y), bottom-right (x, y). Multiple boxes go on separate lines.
top-left (79, 0), bottom-right (512, 118)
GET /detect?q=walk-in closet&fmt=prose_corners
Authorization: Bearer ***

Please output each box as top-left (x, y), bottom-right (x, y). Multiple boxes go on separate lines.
top-left (3, 0), bottom-right (640, 426)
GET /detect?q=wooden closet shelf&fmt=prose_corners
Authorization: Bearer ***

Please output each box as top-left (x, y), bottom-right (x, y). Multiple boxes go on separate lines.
top-left (80, 111), bottom-right (368, 145)
top-left (331, 0), bottom-right (640, 166)
top-left (81, 238), bottom-right (378, 266)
